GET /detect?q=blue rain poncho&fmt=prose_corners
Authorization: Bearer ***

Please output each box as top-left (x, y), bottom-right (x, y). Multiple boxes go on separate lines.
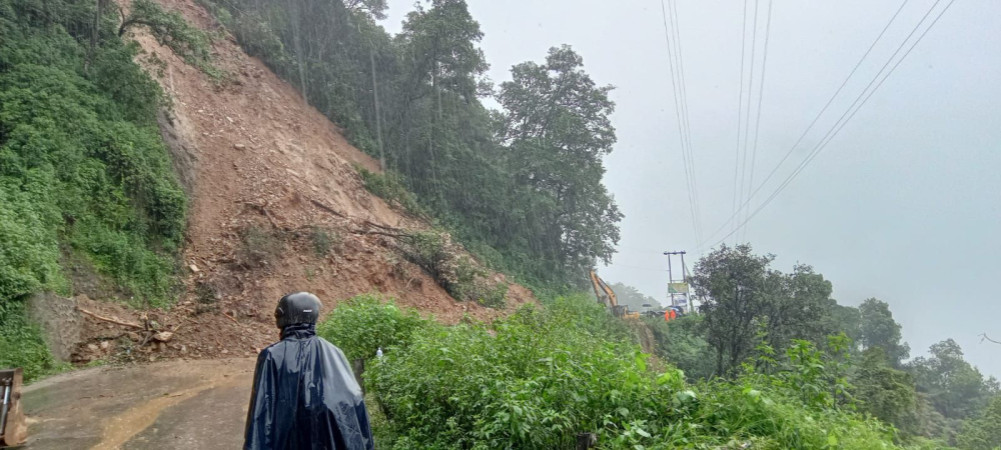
top-left (244, 324), bottom-right (373, 450)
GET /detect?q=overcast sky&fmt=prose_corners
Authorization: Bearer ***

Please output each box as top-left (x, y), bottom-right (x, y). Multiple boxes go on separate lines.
top-left (381, 0), bottom-right (1001, 377)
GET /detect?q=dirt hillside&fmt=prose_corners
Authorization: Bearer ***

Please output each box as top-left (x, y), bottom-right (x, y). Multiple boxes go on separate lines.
top-left (70, 0), bottom-right (534, 364)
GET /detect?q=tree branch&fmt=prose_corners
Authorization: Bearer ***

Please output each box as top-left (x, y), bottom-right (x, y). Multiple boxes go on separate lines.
top-left (76, 307), bottom-right (145, 329)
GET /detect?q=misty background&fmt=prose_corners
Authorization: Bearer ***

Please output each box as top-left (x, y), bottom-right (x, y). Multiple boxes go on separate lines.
top-left (381, 0), bottom-right (1001, 377)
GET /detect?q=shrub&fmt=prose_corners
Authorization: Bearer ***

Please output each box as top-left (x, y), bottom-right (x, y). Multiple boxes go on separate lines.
top-left (356, 166), bottom-right (425, 216)
top-left (474, 281), bottom-right (508, 309)
top-left (193, 280), bottom-right (219, 314)
top-left (643, 314), bottom-right (717, 381)
top-left (0, 300), bottom-right (66, 382)
top-left (120, 0), bottom-right (223, 79)
top-left (394, 230), bottom-right (506, 307)
top-left (1, 0), bottom-right (189, 310)
top-left (237, 225), bottom-right (282, 268)
top-left (316, 294), bottom-right (430, 363)
top-left (357, 294), bottom-right (896, 449)
top-left (309, 226), bottom-right (341, 257)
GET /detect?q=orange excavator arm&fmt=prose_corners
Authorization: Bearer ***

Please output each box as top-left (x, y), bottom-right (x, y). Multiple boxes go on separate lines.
top-left (589, 270), bottom-right (636, 319)
top-left (588, 270), bottom-right (617, 307)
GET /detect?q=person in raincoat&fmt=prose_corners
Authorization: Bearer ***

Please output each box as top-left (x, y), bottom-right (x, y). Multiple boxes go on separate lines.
top-left (244, 292), bottom-right (374, 450)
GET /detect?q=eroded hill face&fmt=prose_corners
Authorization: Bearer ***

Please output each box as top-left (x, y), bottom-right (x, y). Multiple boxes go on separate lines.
top-left (70, 0), bottom-right (533, 363)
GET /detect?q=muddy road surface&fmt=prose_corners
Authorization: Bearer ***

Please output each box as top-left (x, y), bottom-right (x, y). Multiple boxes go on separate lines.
top-left (21, 358), bottom-right (256, 449)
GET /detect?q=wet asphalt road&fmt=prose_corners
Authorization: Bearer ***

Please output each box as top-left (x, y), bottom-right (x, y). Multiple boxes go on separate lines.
top-left (21, 358), bottom-right (256, 449)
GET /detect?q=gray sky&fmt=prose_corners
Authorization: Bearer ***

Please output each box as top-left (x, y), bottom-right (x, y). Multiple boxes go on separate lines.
top-left (382, 0), bottom-right (1001, 377)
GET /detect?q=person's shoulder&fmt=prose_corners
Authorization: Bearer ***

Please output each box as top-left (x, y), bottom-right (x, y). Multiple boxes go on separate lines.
top-left (257, 340), bottom-right (287, 359)
top-left (315, 336), bottom-right (341, 350)
top-left (316, 337), bottom-right (348, 357)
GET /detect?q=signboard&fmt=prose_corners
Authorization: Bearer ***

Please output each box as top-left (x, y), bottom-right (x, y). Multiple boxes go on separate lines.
top-left (668, 282), bottom-right (689, 294)
top-left (673, 295), bottom-right (688, 305)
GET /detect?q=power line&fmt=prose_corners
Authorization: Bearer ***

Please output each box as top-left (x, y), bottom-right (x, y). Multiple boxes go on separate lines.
top-left (737, 0), bottom-right (761, 244)
top-left (743, 0), bottom-right (774, 243)
top-left (731, 0), bottom-right (751, 243)
top-left (709, 0), bottom-right (957, 247)
top-left (659, 0), bottom-right (698, 247)
top-left (660, 0), bottom-right (704, 250)
top-left (670, 0), bottom-right (705, 248)
top-left (700, 0), bottom-right (914, 247)
top-left (607, 263), bottom-right (668, 273)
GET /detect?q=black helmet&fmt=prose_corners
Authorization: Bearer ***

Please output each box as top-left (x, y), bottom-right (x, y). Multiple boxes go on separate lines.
top-left (275, 292), bottom-right (322, 329)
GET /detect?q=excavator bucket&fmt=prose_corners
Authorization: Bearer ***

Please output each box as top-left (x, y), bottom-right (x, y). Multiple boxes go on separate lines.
top-left (0, 368), bottom-right (26, 448)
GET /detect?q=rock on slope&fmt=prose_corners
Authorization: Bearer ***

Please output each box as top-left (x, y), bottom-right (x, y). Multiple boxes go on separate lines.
top-left (70, 0), bottom-right (534, 363)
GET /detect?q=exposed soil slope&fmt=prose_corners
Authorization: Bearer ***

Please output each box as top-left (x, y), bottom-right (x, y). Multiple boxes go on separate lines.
top-left (71, 0), bottom-right (534, 363)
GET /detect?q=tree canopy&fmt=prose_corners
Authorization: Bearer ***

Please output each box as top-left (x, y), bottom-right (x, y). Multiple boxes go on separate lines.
top-left (206, 0), bottom-right (622, 288)
top-left (858, 298), bottom-right (911, 367)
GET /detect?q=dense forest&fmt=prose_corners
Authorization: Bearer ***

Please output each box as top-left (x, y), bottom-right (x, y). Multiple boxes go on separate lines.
top-left (1, 0), bottom-right (999, 447)
top-left (198, 0), bottom-right (623, 289)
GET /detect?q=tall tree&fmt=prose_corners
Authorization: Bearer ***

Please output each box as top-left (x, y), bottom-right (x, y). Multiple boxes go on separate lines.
top-left (343, 0), bottom-right (388, 20)
top-left (907, 339), bottom-right (999, 420)
top-left (858, 298), bottom-right (910, 366)
top-left (392, 0), bottom-right (488, 198)
top-left (396, 0), bottom-right (487, 102)
top-left (852, 348), bottom-right (918, 435)
top-left (498, 45), bottom-right (622, 279)
top-left (828, 303), bottom-right (863, 347)
top-left (690, 244), bottom-right (773, 375)
top-left (957, 395), bottom-right (1001, 450)
top-left (764, 264), bottom-right (838, 351)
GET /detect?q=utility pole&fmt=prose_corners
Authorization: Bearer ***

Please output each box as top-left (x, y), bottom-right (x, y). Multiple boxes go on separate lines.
top-left (663, 251), bottom-right (691, 313)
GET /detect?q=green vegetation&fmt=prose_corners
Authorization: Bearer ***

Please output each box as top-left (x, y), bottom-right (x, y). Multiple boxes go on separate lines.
top-left (389, 229), bottom-right (506, 308)
top-left (566, 245), bottom-right (1001, 448)
top-left (321, 293), bottom-right (895, 449)
top-left (957, 395), bottom-right (1001, 449)
top-left (120, 0), bottom-right (222, 79)
top-left (308, 226), bottom-right (341, 257)
top-left (318, 243), bottom-right (1000, 448)
top-left (317, 294), bottom-right (429, 362)
top-left (643, 315), bottom-right (716, 381)
top-left (197, 0), bottom-right (621, 289)
top-left (688, 244), bottom-right (999, 447)
top-left (0, 301), bottom-right (66, 381)
top-left (236, 225), bottom-right (282, 268)
top-left (356, 166), bottom-right (425, 217)
top-left (0, 0), bottom-right (212, 380)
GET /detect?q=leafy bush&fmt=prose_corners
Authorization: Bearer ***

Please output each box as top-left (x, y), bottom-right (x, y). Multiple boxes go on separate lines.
top-left (1, 0), bottom-right (189, 308)
top-left (1, 0), bottom-right (199, 376)
top-left (956, 395), bottom-right (1001, 450)
top-left (0, 300), bottom-right (66, 382)
top-left (355, 294), bottom-right (895, 449)
top-left (316, 294), bottom-right (429, 362)
top-left (643, 314), bottom-right (717, 381)
top-left (308, 226), bottom-right (341, 257)
top-left (236, 225), bottom-right (282, 268)
top-left (356, 166), bottom-right (425, 216)
top-left (392, 230), bottom-right (506, 307)
top-left (120, 0), bottom-right (223, 80)
top-left (473, 280), bottom-right (508, 309)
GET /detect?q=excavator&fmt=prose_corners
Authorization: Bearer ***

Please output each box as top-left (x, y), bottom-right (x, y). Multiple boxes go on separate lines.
top-left (0, 368), bottom-right (26, 447)
top-left (588, 270), bottom-right (640, 319)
